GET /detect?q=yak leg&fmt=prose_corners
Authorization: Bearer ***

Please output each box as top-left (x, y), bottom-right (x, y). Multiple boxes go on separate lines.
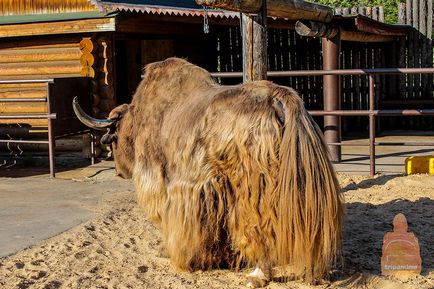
top-left (246, 264), bottom-right (272, 288)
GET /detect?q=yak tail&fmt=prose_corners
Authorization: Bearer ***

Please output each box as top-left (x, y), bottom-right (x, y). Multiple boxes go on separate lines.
top-left (273, 87), bottom-right (344, 282)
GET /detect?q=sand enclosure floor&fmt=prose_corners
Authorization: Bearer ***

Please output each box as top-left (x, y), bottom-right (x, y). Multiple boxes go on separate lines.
top-left (0, 172), bottom-right (433, 289)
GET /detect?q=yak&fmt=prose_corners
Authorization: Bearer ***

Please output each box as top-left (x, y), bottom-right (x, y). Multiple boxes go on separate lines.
top-left (73, 58), bottom-right (343, 287)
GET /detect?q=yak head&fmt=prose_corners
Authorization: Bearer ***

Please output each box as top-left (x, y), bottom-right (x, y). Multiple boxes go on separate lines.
top-left (73, 97), bottom-right (134, 179)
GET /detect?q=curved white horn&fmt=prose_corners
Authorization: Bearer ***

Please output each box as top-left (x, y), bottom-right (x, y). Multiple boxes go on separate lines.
top-left (72, 97), bottom-right (114, 130)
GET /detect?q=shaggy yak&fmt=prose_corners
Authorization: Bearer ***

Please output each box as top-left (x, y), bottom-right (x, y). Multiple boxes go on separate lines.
top-left (73, 58), bottom-right (344, 287)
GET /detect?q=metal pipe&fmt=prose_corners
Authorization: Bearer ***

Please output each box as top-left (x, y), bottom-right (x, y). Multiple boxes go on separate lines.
top-left (46, 82), bottom-right (55, 178)
top-left (0, 114), bottom-right (56, 119)
top-left (327, 142), bottom-right (369, 146)
top-left (327, 142), bottom-right (434, 146)
top-left (308, 109), bottom-right (434, 116)
top-left (369, 75), bottom-right (375, 177)
top-left (90, 131), bottom-right (95, 165)
top-left (375, 142), bottom-right (434, 146)
top-left (210, 67), bottom-right (434, 78)
top-left (0, 98), bottom-right (46, 103)
top-left (0, 79), bottom-right (54, 84)
top-left (309, 110), bottom-right (370, 116)
top-left (0, 139), bottom-right (49, 144)
top-left (322, 34), bottom-right (341, 162)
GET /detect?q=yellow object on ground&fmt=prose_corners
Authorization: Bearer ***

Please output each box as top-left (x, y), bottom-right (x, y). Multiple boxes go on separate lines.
top-left (405, 156), bottom-right (434, 174)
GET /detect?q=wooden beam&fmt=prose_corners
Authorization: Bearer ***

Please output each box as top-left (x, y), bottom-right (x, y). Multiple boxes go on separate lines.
top-left (0, 61), bottom-right (82, 77)
top-left (0, 47), bottom-right (81, 63)
top-left (354, 16), bottom-right (410, 36)
top-left (0, 103), bottom-right (47, 114)
top-left (295, 20), bottom-right (396, 42)
top-left (0, 17), bottom-right (115, 38)
top-left (0, 90), bottom-right (46, 99)
top-left (295, 20), bottom-right (338, 38)
top-left (0, 119), bottom-right (48, 126)
top-left (197, 0), bottom-right (334, 22)
top-left (340, 31), bottom-right (395, 42)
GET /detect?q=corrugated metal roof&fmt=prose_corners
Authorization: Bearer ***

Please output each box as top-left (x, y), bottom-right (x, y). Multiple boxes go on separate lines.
top-left (91, 0), bottom-right (239, 18)
top-left (0, 11), bottom-right (113, 25)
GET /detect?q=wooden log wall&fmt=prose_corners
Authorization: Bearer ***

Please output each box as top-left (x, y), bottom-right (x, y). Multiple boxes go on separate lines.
top-left (0, 37), bottom-right (102, 140)
top-left (0, 0), bottom-right (97, 16)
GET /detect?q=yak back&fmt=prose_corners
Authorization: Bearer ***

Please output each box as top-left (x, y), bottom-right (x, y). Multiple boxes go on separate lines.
top-left (129, 58), bottom-right (302, 182)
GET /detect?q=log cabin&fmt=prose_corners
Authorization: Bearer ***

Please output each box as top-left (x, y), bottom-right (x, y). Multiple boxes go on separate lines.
top-left (0, 0), bottom-right (412, 174)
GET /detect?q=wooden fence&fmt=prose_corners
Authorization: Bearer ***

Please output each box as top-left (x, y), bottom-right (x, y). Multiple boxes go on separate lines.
top-left (335, 6), bottom-right (384, 22)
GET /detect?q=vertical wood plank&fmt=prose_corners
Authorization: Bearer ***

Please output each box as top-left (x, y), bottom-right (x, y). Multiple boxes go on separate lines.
top-left (241, 0), bottom-right (267, 82)
top-left (406, 0), bottom-right (414, 99)
top-left (398, 3), bottom-right (407, 99)
top-left (413, 0), bottom-right (419, 29)
top-left (378, 6), bottom-right (384, 22)
top-left (372, 7), bottom-right (378, 21)
top-left (366, 7), bottom-right (372, 18)
top-left (428, 0), bottom-right (433, 98)
top-left (420, 0), bottom-right (427, 100)
top-left (351, 7), bottom-right (357, 15)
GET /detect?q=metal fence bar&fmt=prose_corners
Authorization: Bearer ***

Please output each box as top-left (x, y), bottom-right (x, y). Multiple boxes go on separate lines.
top-left (328, 142), bottom-right (434, 146)
top-left (0, 79), bottom-right (54, 84)
top-left (0, 140), bottom-right (49, 144)
top-left (212, 67), bottom-right (434, 176)
top-left (46, 82), bottom-right (55, 178)
top-left (0, 114), bottom-right (56, 119)
top-left (308, 110), bottom-right (434, 116)
top-left (0, 79), bottom-right (55, 177)
top-left (210, 67), bottom-right (434, 78)
top-left (0, 98), bottom-right (47, 103)
top-left (369, 75), bottom-right (376, 176)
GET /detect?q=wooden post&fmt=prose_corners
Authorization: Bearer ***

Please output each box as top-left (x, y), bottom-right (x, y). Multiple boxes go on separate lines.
top-left (322, 34), bottom-right (341, 162)
top-left (428, 0), bottom-right (433, 98)
top-left (241, 0), bottom-right (267, 81)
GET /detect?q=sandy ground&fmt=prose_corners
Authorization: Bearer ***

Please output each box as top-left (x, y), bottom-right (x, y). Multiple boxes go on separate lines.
top-left (0, 171), bottom-right (433, 289)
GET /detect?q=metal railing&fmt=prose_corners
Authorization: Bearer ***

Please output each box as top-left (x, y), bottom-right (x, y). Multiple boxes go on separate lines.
top-left (211, 67), bottom-right (434, 176)
top-left (0, 79), bottom-right (56, 177)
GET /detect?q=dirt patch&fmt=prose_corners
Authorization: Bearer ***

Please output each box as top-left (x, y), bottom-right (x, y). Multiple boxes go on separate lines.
top-left (0, 173), bottom-right (433, 289)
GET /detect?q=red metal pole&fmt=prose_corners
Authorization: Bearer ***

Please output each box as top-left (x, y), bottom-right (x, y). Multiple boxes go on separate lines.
top-left (369, 74), bottom-right (375, 176)
top-left (322, 34), bottom-right (341, 162)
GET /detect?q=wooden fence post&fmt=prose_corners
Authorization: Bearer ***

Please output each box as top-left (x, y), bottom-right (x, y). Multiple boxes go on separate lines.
top-left (241, 0), bottom-right (267, 81)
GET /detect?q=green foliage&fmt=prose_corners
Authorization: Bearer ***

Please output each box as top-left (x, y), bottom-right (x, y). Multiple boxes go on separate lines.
top-left (311, 0), bottom-right (400, 24)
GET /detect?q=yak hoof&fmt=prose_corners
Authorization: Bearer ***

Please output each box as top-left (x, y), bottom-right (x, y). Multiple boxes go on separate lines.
top-left (246, 267), bottom-right (269, 288)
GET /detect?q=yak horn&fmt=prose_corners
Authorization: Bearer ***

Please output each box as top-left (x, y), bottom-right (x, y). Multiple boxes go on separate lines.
top-left (73, 96), bottom-right (114, 130)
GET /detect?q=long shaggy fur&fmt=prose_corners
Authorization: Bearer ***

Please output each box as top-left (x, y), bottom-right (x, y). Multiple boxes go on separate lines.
top-left (110, 58), bottom-right (344, 282)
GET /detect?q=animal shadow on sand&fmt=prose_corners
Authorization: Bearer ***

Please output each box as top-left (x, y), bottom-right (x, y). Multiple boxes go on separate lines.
top-left (341, 174), bottom-right (403, 192)
top-left (342, 198), bottom-right (434, 276)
